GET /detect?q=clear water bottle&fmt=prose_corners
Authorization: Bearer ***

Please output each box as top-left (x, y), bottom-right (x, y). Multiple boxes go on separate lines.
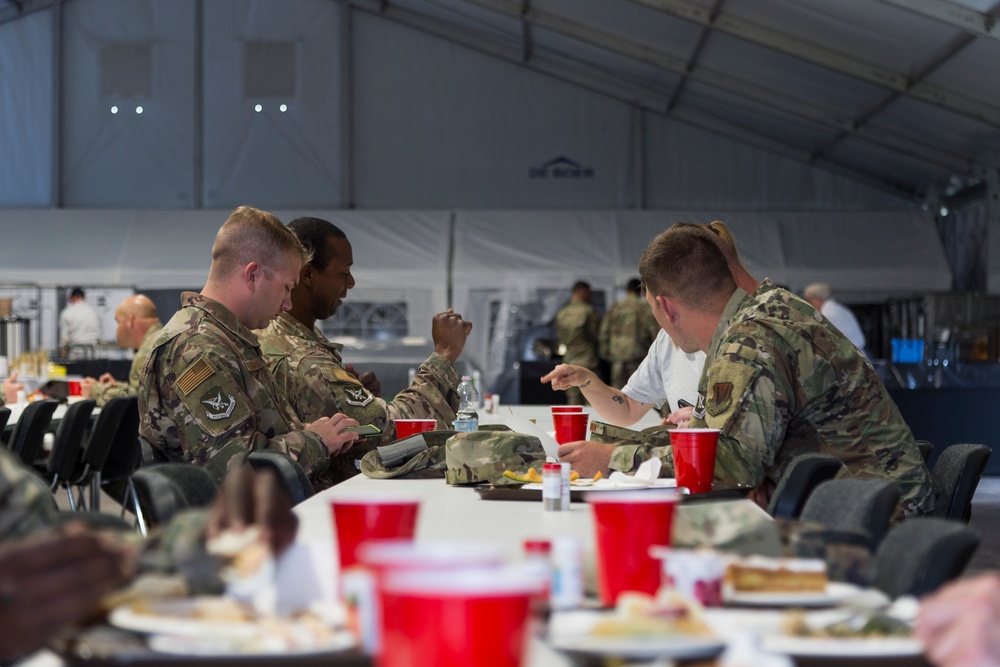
top-left (454, 375), bottom-right (479, 432)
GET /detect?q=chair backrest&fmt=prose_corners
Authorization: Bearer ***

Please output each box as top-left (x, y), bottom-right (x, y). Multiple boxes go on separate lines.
top-left (99, 398), bottom-right (142, 482)
top-left (130, 463), bottom-right (218, 527)
top-left (8, 400), bottom-right (59, 465)
top-left (81, 396), bottom-right (135, 472)
top-left (767, 453), bottom-right (844, 519)
top-left (931, 443), bottom-right (992, 522)
top-left (872, 517), bottom-right (980, 597)
top-left (799, 478), bottom-right (900, 550)
top-left (0, 407), bottom-right (11, 434)
top-left (247, 450), bottom-right (315, 505)
top-left (915, 440), bottom-right (935, 464)
top-left (46, 399), bottom-right (96, 480)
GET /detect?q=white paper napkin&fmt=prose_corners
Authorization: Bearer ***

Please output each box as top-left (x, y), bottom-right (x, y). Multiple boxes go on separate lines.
top-left (607, 457), bottom-right (662, 486)
top-left (504, 415), bottom-right (561, 460)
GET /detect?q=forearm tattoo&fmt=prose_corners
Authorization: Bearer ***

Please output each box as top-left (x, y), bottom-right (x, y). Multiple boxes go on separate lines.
top-left (612, 393), bottom-right (625, 405)
top-left (581, 380), bottom-right (592, 388)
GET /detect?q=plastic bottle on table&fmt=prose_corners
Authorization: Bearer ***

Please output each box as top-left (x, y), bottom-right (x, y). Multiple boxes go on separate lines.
top-left (453, 375), bottom-right (479, 432)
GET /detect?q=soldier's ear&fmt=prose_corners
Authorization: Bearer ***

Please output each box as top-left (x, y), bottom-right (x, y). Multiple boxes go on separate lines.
top-left (300, 263), bottom-right (315, 286)
top-left (657, 295), bottom-right (678, 322)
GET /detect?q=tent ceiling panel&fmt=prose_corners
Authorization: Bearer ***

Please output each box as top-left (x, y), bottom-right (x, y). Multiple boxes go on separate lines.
top-left (922, 38), bottom-right (1000, 108)
top-left (393, 0), bottom-right (523, 42)
top-left (727, 0), bottom-right (961, 75)
top-left (695, 33), bottom-right (887, 116)
top-left (825, 137), bottom-right (945, 191)
top-left (874, 97), bottom-right (1000, 164)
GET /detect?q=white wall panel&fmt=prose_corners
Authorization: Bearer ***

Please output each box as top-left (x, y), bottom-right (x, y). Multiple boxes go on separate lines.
top-left (0, 10), bottom-right (53, 206)
top-left (61, 0), bottom-right (195, 206)
top-left (202, 0), bottom-right (343, 208)
top-left (352, 14), bottom-right (633, 208)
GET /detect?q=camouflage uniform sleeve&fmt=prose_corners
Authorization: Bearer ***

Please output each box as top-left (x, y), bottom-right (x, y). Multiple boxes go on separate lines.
top-left (608, 443), bottom-right (675, 476)
top-left (90, 379), bottom-right (137, 407)
top-left (690, 334), bottom-right (784, 488)
top-left (0, 447), bottom-right (59, 540)
top-left (386, 352), bottom-right (460, 425)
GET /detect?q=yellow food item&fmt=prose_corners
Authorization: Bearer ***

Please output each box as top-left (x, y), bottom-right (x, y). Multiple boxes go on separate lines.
top-left (592, 471), bottom-right (603, 482)
top-left (725, 557), bottom-right (828, 593)
top-left (501, 467), bottom-right (543, 484)
top-left (570, 470), bottom-right (580, 481)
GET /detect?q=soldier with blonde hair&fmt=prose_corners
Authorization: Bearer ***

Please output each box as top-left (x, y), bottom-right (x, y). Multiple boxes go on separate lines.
top-left (139, 206), bottom-right (360, 486)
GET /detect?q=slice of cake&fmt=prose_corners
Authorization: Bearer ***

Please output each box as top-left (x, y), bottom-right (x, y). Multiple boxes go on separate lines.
top-left (725, 556), bottom-right (828, 593)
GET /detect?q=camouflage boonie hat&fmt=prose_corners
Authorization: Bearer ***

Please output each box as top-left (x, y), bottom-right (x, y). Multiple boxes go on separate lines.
top-left (359, 431), bottom-right (455, 480)
top-left (444, 431), bottom-right (546, 485)
top-left (590, 421), bottom-right (673, 447)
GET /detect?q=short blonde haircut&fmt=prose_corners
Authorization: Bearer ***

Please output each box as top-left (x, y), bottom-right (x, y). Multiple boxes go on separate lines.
top-left (209, 206), bottom-right (308, 282)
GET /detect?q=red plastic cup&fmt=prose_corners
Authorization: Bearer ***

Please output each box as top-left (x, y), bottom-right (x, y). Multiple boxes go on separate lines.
top-left (552, 411), bottom-right (589, 444)
top-left (378, 567), bottom-right (542, 667)
top-left (330, 497), bottom-right (420, 570)
top-left (550, 405), bottom-right (583, 414)
top-left (68, 380), bottom-right (82, 397)
top-left (393, 419), bottom-right (437, 440)
top-left (588, 490), bottom-right (679, 606)
top-left (671, 428), bottom-right (720, 494)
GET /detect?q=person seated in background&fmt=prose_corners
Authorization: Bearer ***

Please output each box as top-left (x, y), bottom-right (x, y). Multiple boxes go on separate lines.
top-left (916, 572), bottom-right (1000, 667)
top-left (554, 281), bottom-right (601, 406)
top-left (0, 372), bottom-right (23, 405)
top-left (599, 278), bottom-right (661, 390)
top-left (558, 223), bottom-right (933, 518)
top-left (139, 206), bottom-right (360, 487)
top-left (256, 216), bottom-right (473, 486)
top-left (0, 446), bottom-right (297, 661)
top-left (59, 287), bottom-right (102, 360)
top-left (542, 221), bottom-right (752, 429)
top-left (803, 282), bottom-right (867, 355)
top-left (81, 294), bottom-right (163, 406)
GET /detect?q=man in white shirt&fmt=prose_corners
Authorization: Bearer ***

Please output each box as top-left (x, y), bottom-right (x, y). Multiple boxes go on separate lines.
top-left (803, 283), bottom-right (867, 354)
top-left (59, 287), bottom-right (102, 359)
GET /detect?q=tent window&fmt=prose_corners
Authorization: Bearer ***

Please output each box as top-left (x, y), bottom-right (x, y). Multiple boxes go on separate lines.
top-left (321, 302), bottom-right (408, 341)
top-left (100, 42), bottom-right (152, 100)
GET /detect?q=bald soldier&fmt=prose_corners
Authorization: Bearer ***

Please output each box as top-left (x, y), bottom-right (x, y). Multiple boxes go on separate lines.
top-left (559, 223), bottom-right (933, 518)
top-left (138, 206), bottom-right (360, 486)
top-left (256, 217), bottom-right (473, 485)
top-left (82, 295), bottom-right (163, 406)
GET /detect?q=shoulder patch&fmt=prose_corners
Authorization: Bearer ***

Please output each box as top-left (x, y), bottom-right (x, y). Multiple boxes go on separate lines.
top-left (332, 367), bottom-right (363, 386)
top-left (177, 358), bottom-right (214, 396)
top-left (706, 382), bottom-right (734, 417)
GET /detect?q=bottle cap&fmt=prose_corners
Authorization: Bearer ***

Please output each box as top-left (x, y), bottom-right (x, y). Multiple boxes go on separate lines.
top-left (523, 539), bottom-right (552, 555)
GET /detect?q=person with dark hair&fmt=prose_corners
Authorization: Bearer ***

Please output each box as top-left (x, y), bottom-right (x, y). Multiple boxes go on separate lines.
top-left (598, 278), bottom-right (661, 390)
top-left (558, 223), bottom-right (933, 519)
top-left (59, 286), bottom-right (101, 359)
top-left (138, 206), bottom-right (361, 487)
top-left (554, 281), bottom-right (601, 405)
top-left (256, 216), bottom-right (473, 485)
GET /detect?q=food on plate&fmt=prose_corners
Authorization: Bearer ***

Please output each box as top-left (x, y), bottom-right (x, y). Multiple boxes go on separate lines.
top-left (206, 526), bottom-right (269, 579)
top-left (502, 468), bottom-right (542, 483)
top-left (132, 596), bottom-right (255, 622)
top-left (725, 556), bottom-right (828, 593)
top-left (100, 574), bottom-right (189, 612)
top-left (783, 609), bottom-right (912, 638)
top-left (589, 589), bottom-right (713, 638)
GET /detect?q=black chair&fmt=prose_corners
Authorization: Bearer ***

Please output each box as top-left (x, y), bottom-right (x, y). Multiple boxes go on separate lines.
top-left (799, 478), bottom-right (900, 550)
top-left (931, 443), bottom-right (992, 523)
top-left (767, 453), bottom-right (843, 519)
top-left (872, 517), bottom-right (980, 598)
top-left (916, 440), bottom-right (935, 464)
top-left (43, 399), bottom-right (96, 510)
top-left (248, 450), bottom-right (315, 505)
top-left (97, 399), bottom-right (142, 507)
top-left (130, 463), bottom-right (218, 533)
top-left (69, 396), bottom-right (137, 511)
top-left (0, 407), bottom-right (11, 435)
top-left (7, 399), bottom-right (59, 466)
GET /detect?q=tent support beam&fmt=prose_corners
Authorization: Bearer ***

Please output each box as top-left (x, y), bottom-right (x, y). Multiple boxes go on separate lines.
top-left (871, 0), bottom-right (1000, 39)
top-left (627, 0), bottom-right (1000, 130)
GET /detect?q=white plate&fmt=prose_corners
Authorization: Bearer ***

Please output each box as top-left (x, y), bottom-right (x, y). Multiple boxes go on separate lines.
top-left (522, 478), bottom-right (677, 491)
top-left (148, 630), bottom-right (356, 656)
top-left (761, 634), bottom-right (923, 658)
top-left (109, 598), bottom-right (262, 639)
top-left (724, 582), bottom-right (860, 607)
top-left (548, 610), bottom-right (724, 660)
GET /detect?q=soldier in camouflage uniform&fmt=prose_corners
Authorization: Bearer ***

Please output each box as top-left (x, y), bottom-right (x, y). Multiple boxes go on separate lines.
top-left (82, 294), bottom-right (163, 407)
top-left (139, 206), bottom-right (361, 487)
top-left (599, 278), bottom-right (660, 389)
top-left (561, 224), bottom-right (933, 519)
top-left (0, 447), bottom-right (297, 660)
top-left (256, 217), bottom-right (472, 486)
top-left (554, 281), bottom-right (601, 405)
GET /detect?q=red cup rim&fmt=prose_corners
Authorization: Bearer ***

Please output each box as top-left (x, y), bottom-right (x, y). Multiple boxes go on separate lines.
top-left (585, 490), bottom-right (681, 503)
top-left (359, 539), bottom-right (504, 569)
top-left (394, 418), bottom-right (438, 423)
top-left (670, 428), bottom-right (721, 433)
top-left (330, 494), bottom-right (422, 506)
top-left (550, 406), bottom-right (584, 411)
top-left (381, 565), bottom-right (545, 596)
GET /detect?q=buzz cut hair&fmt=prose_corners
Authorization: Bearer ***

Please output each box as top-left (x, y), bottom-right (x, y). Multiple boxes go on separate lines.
top-left (287, 217), bottom-right (348, 271)
top-left (209, 206), bottom-right (308, 281)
